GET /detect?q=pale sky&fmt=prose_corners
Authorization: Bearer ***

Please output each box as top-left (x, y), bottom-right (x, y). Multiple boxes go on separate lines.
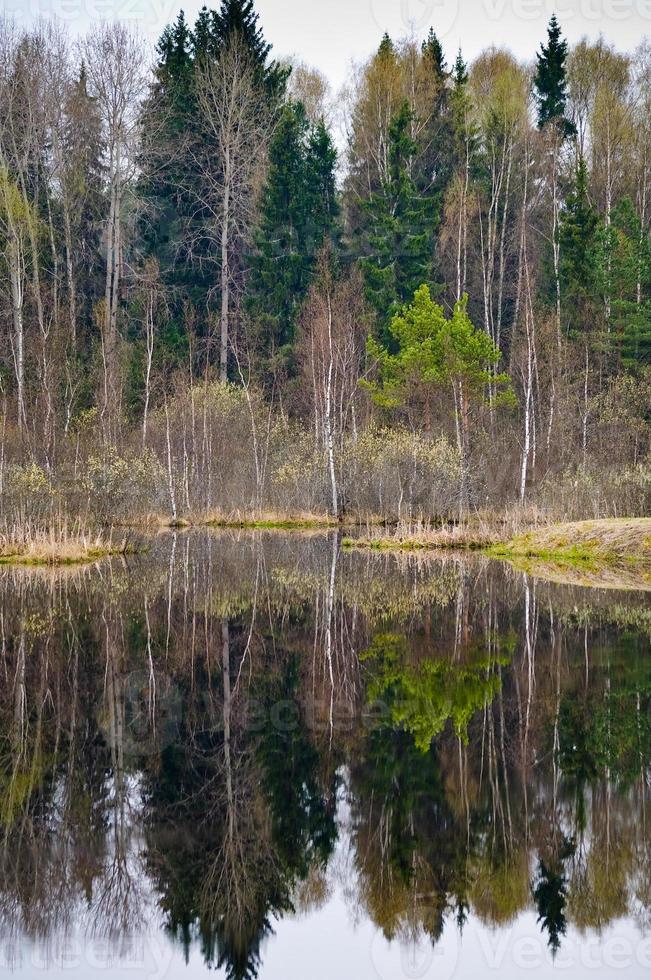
top-left (5, 0), bottom-right (651, 91)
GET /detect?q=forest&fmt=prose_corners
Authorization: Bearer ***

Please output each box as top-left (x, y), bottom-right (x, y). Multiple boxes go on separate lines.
top-left (0, 2), bottom-right (649, 532)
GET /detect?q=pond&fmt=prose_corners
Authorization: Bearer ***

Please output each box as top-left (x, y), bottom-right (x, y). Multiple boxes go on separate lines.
top-left (0, 531), bottom-right (649, 980)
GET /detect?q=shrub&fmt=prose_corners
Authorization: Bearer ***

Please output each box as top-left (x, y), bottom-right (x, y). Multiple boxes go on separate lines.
top-left (83, 447), bottom-right (166, 521)
top-left (342, 428), bottom-right (463, 519)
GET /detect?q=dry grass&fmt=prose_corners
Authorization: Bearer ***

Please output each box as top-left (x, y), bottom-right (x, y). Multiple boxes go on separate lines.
top-left (344, 517), bottom-right (651, 590)
top-left (0, 525), bottom-right (130, 566)
top-left (490, 518), bottom-right (651, 568)
top-left (343, 517), bottom-right (513, 553)
top-left (150, 509), bottom-right (381, 531)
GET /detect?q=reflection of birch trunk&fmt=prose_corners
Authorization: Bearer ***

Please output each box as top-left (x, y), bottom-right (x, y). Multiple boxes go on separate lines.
top-left (145, 596), bottom-right (156, 732)
top-left (551, 605), bottom-right (561, 840)
top-left (165, 397), bottom-right (177, 521)
top-left (522, 577), bottom-right (536, 835)
top-left (324, 533), bottom-right (338, 733)
top-left (222, 619), bottom-right (234, 835)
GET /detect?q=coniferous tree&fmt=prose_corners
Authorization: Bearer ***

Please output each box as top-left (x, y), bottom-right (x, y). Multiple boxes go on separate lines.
top-left (415, 29), bottom-right (454, 230)
top-left (248, 102), bottom-right (339, 373)
top-left (422, 27), bottom-right (446, 80)
top-left (139, 1), bottom-right (286, 369)
top-left (450, 49), bottom-right (478, 168)
top-left (358, 101), bottom-right (435, 336)
top-left (533, 860), bottom-right (568, 956)
top-left (194, 0), bottom-right (288, 97)
top-left (559, 158), bottom-right (600, 334)
top-left (533, 15), bottom-right (574, 136)
top-left (306, 118), bottom-right (339, 251)
top-left (61, 63), bottom-right (105, 352)
top-left (603, 197), bottom-right (651, 366)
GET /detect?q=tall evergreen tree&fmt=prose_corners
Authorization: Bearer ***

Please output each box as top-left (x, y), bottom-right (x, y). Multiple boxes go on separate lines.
top-left (193, 1), bottom-right (288, 97)
top-left (61, 62), bottom-right (106, 354)
top-left (422, 27), bottom-right (446, 80)
top-left (306, 118), bottom-right (339, 250)
top-left (559, 158), bottom-right (600, 334)
top-left (533, 15), bottom-right (574, 136)
top-left (417, 29), bottom-right (453, 192)
top-left (248, 102), bottom-right (339, 372)
top-left (358, 101), bottom-right (435, 336)
top-left (139, 11), bottom-right (205, 339)
top-left (603, 197), bottom-right (651, 366)
top-left (139, 1), bottom-right (287, 364)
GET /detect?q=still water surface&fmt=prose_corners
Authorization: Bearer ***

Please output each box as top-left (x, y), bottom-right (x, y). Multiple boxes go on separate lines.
top-left (0, 531), bottom-right (649, 979)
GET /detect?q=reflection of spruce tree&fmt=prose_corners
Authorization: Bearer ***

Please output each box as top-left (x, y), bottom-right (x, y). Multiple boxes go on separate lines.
top-left (144, 736), bottom-right (289, 980)
top-left (350, 726), bottom-right (465, 944)
top-left (256, 655), bottom-right (338, 879)
top-left (143, 645), bottom-right (337, 980)
top-left (533, 855), bottom-right (571, 955)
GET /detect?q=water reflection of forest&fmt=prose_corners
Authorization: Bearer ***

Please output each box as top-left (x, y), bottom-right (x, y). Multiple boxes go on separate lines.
top-left (0, 530), bottom-right (649, 979)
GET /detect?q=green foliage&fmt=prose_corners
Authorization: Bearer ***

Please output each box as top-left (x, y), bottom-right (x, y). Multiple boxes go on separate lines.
top-left (358, 103), bottom-right (436, 332)
top-left (248, 101), bottom-right (339, 370)
top-left (533, 15), bottom-right (574, 135)
top-left (533, 854), bottom-right (572, 956)
top-left (365, 284), bottom-right (512, 413)
top-left (599, 197), bottom-right (651, 365)
top-left (362, 632), bottom-right (510, 750)
top-left (559, 158), bottom-right (600, 335)
top-left (139, 1), bottom-right (289, 363)
top-left (194, 0), bottom-right (289, 96)
top-left (558, 643), bottom-right (651, 789)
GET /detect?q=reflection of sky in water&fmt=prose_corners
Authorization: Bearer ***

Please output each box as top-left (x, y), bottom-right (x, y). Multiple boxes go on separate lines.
top-left (2, 777), bottom-right (651, 979)
top-left (0, 532), bottom-right (648, 979)
top-left (4, 850), bottom-right (651, 978)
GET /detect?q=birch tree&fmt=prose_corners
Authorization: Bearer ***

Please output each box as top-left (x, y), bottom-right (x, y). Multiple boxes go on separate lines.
top-left (0, 169), bottom-right (33, 430)
top-left (297, 249), bottom-right (368, 516)
top-left (193, 35), bottom-right (272, 382)
top-left (82, 23), bottom-right (148, 443)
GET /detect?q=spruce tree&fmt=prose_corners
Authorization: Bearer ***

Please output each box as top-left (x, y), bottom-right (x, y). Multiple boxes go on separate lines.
top-left (139, 1), bottom-right (287, 362)
top-left (139, 11), bottom-right (205, 330)
top-left (559, 158), bottom-right (600, 334)
top-left (533, 15), bottom-right (574, 136)
top-left (195, 0), bottom-right (289, 98)
top-left (450, 48), bottom-right (478, 167)
top-left (604, 198), bottom-right (651, 367)
top-left (359, 101), bottom-right (435, 336)
top-left (248, 103), bottom-right (339, 370)
top-left (62, 63), bottom-right (106, 349)
top-left (422, 28), bottom-right (446, 85)
top-left (452, 47), bottom-right (468, 87)
top-left (305, 118), bottom-right (339, 253)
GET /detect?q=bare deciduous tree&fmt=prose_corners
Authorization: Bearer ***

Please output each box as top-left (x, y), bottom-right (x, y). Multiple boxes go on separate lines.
top-left (82, 24), bottom-right (148, 442)
top-left (193, 36), bottom-right (273, 382)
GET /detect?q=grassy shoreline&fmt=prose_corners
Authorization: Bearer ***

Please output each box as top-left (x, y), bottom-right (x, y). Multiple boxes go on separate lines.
top-left (487, 519), bottom-right (651, 569)
top-left (0, 531), bottom-right (132, 566)
top-left (343, 518), bottom-right (651, 579)
top-left (152, 510), bottom-right (383, 532)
